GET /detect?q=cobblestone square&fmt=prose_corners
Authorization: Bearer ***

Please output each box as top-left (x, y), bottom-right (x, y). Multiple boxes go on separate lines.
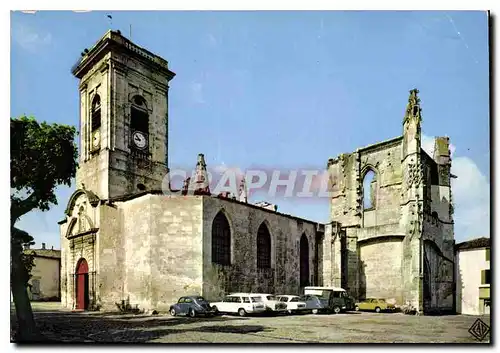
top-left (11, 303), bottom-right (491, 344)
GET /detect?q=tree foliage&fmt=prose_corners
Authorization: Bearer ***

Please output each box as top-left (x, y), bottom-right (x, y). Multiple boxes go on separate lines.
top-left (11, 116), bottom-right (78, 225)
top-left (10, 116), bottom-right (78, 342)
top-left (11, 227), bottom-right (35, 280)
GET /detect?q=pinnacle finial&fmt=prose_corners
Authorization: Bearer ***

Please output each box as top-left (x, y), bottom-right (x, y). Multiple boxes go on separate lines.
top-left (197, 153), bottom-right (206, 167)
top-left (404, 88), bottom-right (422, 123)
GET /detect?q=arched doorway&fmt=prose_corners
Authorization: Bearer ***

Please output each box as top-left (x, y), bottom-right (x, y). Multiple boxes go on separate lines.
top-left (300, 234), bottom-right (310, 287)
top-left (75, 258), bottom-right (89, 310)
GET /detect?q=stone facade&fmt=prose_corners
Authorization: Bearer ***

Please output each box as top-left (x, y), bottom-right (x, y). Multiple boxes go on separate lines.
top-left (60, 190), bottom-right (323, 311)
top-left (72, 30), bottom-right (174, 200)
top-left (60, 31), bottom-right (455, 314)
top-left (324, 89), bottom-right (455, 314)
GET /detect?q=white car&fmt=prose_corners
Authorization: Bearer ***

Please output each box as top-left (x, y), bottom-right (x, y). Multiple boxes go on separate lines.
top-left (277, 295), bottom-right (308, 314)
top-left (241, 293), bottom-right (288, 313)
top-left (211, 294), bottom-right (267, 317)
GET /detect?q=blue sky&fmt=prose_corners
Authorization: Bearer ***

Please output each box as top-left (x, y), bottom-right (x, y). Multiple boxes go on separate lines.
top-left (11, 10), bottom-right (490, 248)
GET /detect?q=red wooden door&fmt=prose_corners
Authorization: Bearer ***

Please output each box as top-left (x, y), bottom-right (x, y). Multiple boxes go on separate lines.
top-left (75, 259), bottom-right (89, 310)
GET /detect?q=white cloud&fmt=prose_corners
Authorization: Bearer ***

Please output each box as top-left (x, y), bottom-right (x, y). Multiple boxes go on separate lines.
top-left (12, 23), bottom-right (52, 52)
top-left (190, 82), bottom-right (205, 104)
top-left (451, 157), bottom-right (490, 241)
top-left (422, 134), bottom-right (489, 242)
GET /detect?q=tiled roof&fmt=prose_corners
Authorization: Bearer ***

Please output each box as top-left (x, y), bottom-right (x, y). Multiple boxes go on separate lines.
top-left (24, 249), bottom-right (61, 259)
top-left (455, 237), bottom-right (490, 251)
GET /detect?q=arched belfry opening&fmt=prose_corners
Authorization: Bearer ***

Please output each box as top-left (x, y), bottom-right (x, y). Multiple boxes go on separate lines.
top-left (90, 94), bottom-right (101, 153)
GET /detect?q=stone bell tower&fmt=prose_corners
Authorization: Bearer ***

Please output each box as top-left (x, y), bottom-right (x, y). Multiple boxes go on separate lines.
top-left (72, 30), bottom-right (176, 199)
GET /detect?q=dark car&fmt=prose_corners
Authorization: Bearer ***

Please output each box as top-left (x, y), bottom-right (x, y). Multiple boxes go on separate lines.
top-left (300, 295), bottom-right (329, 314)
top-left (169, 296), bottom-right (216, 318)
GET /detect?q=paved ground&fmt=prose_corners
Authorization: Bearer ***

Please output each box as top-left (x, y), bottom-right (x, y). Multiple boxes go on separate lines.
top-left (11, 302), bottom-right (491, 343)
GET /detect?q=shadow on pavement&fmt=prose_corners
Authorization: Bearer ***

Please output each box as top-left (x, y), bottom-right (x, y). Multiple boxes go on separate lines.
top-left (12, 310), bottom-right (270, 344)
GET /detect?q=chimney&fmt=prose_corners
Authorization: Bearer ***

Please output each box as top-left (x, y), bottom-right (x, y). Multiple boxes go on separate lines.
top-left (42, 243), bottom-right (46, 250)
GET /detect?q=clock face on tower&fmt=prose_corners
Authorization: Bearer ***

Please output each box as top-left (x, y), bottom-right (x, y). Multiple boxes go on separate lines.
top-left (92, 130), bottom-right (100, 149)
top-left (132, 131), bottom-right (148, 150)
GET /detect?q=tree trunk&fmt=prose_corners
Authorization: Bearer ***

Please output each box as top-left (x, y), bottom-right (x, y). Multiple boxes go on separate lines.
top-left (11, 250), bottom-right (39, 342)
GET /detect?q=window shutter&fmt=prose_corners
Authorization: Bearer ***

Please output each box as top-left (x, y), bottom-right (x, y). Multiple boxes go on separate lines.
top-left (481, 270), bottom-right (486, 285)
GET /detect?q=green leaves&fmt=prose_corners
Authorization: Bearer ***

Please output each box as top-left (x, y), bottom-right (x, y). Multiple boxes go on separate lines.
top-left (10, 116), bottom-right (78, 223)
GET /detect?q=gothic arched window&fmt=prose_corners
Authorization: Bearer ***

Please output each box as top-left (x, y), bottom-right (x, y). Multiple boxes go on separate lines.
top-left (130, 95), bottom-right (149, 134)
top-left (91, 95), bottom-right (101, 132)
top-left (212, 211), bottom-right (231, 266)
top-left (363, 169), bottom-right (377, 210)
top-left (257, 223), bottom-right (271, 269)
top-left (300, 233), bottom-right (310, 287)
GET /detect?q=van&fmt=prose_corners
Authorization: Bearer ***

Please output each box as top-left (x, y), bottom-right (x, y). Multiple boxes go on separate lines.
top-left (304, 286), bottom-right (355, 314)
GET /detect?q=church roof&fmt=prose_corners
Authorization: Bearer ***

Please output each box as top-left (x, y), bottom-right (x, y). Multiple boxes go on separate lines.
top-left (105, 189), bottom-right (324, 228)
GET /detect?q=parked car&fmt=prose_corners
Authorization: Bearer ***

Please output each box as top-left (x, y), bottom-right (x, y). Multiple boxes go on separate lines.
top-left (169, 296), bottom-right (217, 318)
top-left (244, 293), bottom-right (288, 313)
top-left (277, 295), bottom-right (308, 314)
top-left (211, 293), bottom-right (267, 317)
top-left (304, 286), bottom-right (355, 314)
top-left (355, 298), bottom-right (396, 313)
top-left (299, 294), bottom-right (329, 314)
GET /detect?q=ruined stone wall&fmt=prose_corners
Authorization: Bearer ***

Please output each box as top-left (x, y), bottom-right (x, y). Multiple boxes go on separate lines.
top-left (358, 237), bottom-right (404, 303)
top-left (423, 236), bottom-right (454, 312)
top-left (326, 138), bottom-right (407, 301)
top-left (358, 139), bottom-right (404, 228)
top-left (420, 146), bottom-right (455, 312)
top-left (328, 137), bottom-right (403, 229)
top-left (201, 197), bottom-right (319, 302)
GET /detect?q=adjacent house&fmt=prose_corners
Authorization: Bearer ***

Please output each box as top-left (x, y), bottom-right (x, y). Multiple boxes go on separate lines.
top-left (455, 237), bottom-right (490, 315)
top-left (24, 243), bottom-right (61, 301)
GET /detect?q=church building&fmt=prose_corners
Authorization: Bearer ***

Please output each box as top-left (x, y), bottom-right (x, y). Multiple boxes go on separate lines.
top-left (59, 30), bottom-right (324, 312)
top-left (59, 30), bottom-right (455, 314)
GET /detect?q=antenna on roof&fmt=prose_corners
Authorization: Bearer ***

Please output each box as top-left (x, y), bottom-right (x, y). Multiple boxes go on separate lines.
top-left (130, 24), bottom-right (132, 40)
